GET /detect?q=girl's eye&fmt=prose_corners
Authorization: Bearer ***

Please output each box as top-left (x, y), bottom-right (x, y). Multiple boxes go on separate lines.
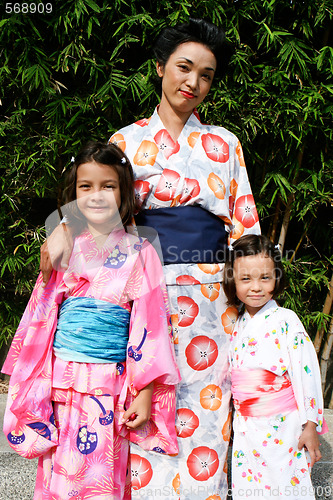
top-left (105, 185), bottom-right (116, 189)
top-left (179, 64), bottom-right (190, 71)
top-left (202, 74), bottom-right (212, 81)
top-left (78, 184), bottom-right (90, 189)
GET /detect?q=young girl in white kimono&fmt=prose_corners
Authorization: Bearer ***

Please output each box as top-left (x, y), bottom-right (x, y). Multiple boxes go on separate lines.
top-left (2, 142), bottom-right (180, 499)
top-left (223, 234), bottom-right (326, 500)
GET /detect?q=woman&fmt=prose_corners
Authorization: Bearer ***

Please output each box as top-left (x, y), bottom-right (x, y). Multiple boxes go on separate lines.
top-left (41, 18), bottom-right (260, 500)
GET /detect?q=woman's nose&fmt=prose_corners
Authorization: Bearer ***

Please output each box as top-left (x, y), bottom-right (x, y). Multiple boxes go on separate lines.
top-left (186, 71), bottom-right (199, 90)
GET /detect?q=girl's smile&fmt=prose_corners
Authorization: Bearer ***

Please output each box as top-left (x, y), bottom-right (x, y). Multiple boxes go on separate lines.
top-left (76, 161), bottom-right (122, 238)
top-left (233, 253), bottom-right (275, 317)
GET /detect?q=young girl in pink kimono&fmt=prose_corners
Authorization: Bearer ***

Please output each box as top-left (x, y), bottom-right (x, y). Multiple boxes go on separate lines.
top-left (2, 142), bottom-right (181, 500)
top-left (223, 234), bottom-right (326, 500)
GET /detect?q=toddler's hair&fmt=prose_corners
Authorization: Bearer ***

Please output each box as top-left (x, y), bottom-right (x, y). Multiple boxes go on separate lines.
top-left (63, 141), bottom-right (134, 229)
top-left (223, 234), bottom-right (285, 307)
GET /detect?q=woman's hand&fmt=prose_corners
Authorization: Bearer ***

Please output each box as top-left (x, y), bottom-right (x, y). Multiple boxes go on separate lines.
top-left (122, 382), bottom-right (154, 430)
top-left (298, 420), bottom-right (322, 467)
top-left (40, 223), bottom-right (73, 286)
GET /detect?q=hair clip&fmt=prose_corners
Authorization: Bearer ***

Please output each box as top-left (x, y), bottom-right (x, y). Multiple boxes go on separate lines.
top-left (120, 157), bottom-right (126, 164)
top-left (71, 156), bottom-right (75, 163)
top-left (228, 244), bottom-right (234, 251)
top-left (274, 244), bottom-right (281, 251)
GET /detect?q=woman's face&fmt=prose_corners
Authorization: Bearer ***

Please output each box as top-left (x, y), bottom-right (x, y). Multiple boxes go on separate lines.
top-left (157, 42), bottom-right (216, 117)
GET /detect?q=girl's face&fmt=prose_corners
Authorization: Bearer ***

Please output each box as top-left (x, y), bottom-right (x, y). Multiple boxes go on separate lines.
top-left (233, 253), bottom-right (275, 317)
top-left (76, 161), bottom-right (121, 237)
top-left (156, 41), bottom-right (216, 118)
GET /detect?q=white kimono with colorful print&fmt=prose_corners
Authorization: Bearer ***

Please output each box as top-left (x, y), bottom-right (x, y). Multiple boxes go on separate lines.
top-left (2, 229), bottom-right (180, 500)
top-left (230, 299), bottom-right (325, 500)
top-left (110, 108), bottom-right (260, 499)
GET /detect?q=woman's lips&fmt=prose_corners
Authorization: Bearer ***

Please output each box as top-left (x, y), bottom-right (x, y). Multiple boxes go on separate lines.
top-left (180, 90), bottom-right (196, 99)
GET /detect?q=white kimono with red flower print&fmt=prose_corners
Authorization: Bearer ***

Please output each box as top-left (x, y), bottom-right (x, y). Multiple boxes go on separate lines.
top-left (110, 108), bottom-right (260, 499)
top-left (229, 300), bottom-right (325, 499)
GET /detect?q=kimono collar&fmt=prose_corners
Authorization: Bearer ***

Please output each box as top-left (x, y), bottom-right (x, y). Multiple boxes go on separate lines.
top-left (149, 106), bottom-right (203, 139)
top-left (242, 299), bottom-right (279, 323)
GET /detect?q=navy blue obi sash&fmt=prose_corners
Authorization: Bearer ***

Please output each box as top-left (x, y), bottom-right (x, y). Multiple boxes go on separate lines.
top-left (53, 297), bottom-right (130, 363)
top-left (134, 205), bottom-right (228, 264)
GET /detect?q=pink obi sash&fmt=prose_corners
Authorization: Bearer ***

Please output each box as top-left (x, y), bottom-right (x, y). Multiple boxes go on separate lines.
top-left (231, 369), bottom-right (298, 417)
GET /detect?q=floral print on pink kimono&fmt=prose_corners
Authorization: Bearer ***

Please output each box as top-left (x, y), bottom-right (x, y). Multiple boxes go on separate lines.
top-left (2, 228), bottom-right (180, 500)
top-left (110, 108), bottom-right (260, 499)
top-left (229, 299), bottom-right (325, 500)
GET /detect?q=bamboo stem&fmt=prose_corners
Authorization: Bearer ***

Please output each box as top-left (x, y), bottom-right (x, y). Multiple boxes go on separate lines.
top-left (314, 273), bottom-right (333, 353)
top-left (320, 315), bottom-right (333, 394)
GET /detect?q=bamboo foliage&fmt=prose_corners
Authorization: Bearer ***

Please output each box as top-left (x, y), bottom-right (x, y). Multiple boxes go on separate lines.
top-left (0, 0), bottom-right (332, 397)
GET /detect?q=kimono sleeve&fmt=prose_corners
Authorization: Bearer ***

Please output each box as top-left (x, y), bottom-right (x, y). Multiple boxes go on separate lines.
top-left (229, 139), bottom-right (261, 243)
top-left (2, 270), bottom-right (62, 458)
top-left (125, 240), bottom-right (181, 454)
top-left (286, 311), bottom-right (325, 433)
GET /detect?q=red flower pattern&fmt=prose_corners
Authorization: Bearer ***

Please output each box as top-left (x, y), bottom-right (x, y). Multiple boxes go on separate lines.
top-left (185, 335), bottom-right (218, 371)
top-left (201, 134), bottom-right (229, 163)
top-left (187, 446), bottom-right (219, 481)
top-left (135, 117), bottom-right (151, 127)
top-left (176, 408), bottom-right (200, 438)
top-left (179, 178), bottom-right (201, 204)
top-left (131, 454), bottom-right (153, 490)
top-left (178, 296), bottom-right (199, 328)
top-left (154, 168), bottom-right (181, 202)
top-left (234, 195), bottom-right (259, 228)
top-left (176, 275), bottom-right (200, 285)
top-left (154, 129), bottom-right (180, 159)
top-left (134, 180), bottom-right (150, 209)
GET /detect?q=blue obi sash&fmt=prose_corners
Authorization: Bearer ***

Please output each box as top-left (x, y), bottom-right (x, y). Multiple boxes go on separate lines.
top-left (135, 206), bottom-right (228, 264)
top-left (53, 297), bottom-right (130, 363)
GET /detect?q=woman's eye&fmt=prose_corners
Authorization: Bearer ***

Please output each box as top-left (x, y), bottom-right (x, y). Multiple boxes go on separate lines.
top-left (179, 64), bottom-right (189, 71)
top-left (105, 185), bottom-right (116, 189)
top-left (202, 74), bottom-right (212, 81)
top-left (78, 184), bottom-right (90, 189)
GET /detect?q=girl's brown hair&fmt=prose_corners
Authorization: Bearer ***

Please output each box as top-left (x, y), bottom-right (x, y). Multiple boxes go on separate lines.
top-left (223, 234), bottom-right (286, 307)
top-left (62, 141), bottom-right (134, 231)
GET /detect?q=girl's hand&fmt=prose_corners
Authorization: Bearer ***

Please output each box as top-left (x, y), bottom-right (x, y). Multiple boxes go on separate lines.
top-left (122, 382), bottom-right (154, 430)
top-left (40, 223), bottom-right (73, 286)
top-left (298, 420), bottom-right (322, 467)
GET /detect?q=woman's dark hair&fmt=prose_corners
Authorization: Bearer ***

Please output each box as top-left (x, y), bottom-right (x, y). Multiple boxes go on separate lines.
top-left (63, 141), bottom-right (134, 231)
top-left (154, 18), bottom-right (231, 77)
top-left (223, 234), bottom-right (286, 307)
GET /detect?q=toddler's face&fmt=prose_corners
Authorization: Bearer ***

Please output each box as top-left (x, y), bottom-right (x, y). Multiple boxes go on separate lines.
top-left (233, 253), bottom-right (275, 317)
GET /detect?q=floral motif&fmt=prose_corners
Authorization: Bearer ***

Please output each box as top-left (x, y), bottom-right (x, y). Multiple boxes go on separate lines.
top-left (200, 384), bottom-right (223, 411)
top-left (187, 131), bottom-right (200, 148)
top-left (236, 140), bottom-right (245, 167)
top-left (133, 140), bottom-right (159, 167)
top-left (172, 473), bottom-right (181, 495)
top-left (230, 215), bottom-right (245, 240)
top-left (108, 133), bottom-right (126, 152)
top-left (185, 335), bottom-right (218, 371)
top-left (134, 180), bottom-right (150, 209)
top-left (187, 446), bottom-right (219, 481)
top-left (201, 133), bottom-right (229, 163)
top-left (207, 172), bottom-right (226, 200)
top-left (154, 129), bottom-right (180, 159)
top-left (176, 275), bottom-right (200, 285)
top-left (179, 177), bottom-right (201, 204)
top-left (222, 411), bottom-right (232, 442)
top-left (177, 296), bottom-right (199, 328)
top-left (221, 307), bottom-right (239, 335)
top-left (104, 246), bottom-right (127, 269)
top-left (176, 408), bottom-right (200, 438)
top-left (234, 195), bottom-right (259, 228)
top-left (201, 283), bottom-right (220, 302)
top-left (154, 168), bottom-right (180, 202)
top-left (135, 117), bottom-right (151, 127)
top-left (131, 454), bottom-right (153, 490)
top-left (197, 263), bottom-right (221, 275)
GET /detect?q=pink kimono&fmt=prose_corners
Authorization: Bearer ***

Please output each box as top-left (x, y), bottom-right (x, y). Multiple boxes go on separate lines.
top-left (2, 228), bottom-right (181, 499)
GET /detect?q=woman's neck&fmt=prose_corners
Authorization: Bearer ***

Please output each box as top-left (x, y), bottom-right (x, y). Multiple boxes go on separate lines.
top-left (157, 99), bottom-right (193, 141)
